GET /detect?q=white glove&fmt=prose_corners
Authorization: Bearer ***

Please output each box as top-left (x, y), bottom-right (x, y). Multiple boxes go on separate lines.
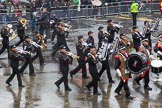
top-left (116, 69), bottom-right (122, 77)
top-left (67, 52), bottom-right (73, 56)
top-left (149, 55), bottom-right (157, 60)
top-left (125, 69), bottom-right (129, 74)
top-left (157, 51), bottom-right (162, 56)
top-left (64, 28), bottom-right (68, 31)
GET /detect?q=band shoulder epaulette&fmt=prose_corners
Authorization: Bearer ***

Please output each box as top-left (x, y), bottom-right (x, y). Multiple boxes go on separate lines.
top-left (114, 54), bottom-right (120, 59)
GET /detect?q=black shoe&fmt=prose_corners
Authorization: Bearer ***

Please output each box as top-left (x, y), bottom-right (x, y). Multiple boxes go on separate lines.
top-left (55, 82), bottom-right (60, 89)
top-left (86, 85), bottom-right (91, 91)
top-left (19, 85), bottom-right (25, 88)
top-left (70, 72), bottom-right (73, 79)
top-left (83, 76), bottom-right (89, 79)
top-left (98, 79), bottom-right (102, 81)
top-left (65, 88), bottom-right (72, 91)
top-left (30, 74), bottom-right (36, 76)
top-left (93, 92), bottom-right (101, 95)
top-left (40, 63), bottom-right (46, 66)
top-left (115, 91), bottom-right (122, 95)
top-left (109, 80), bottom-right (115, 84)
top-left (134, 78), bottom-right (141, 85)
top-left (144, 86), bottom-right (152, 91)
top-left (6, 82), bottom-right (12, 86)
top-left (126, 96), bottom-right (134, 100)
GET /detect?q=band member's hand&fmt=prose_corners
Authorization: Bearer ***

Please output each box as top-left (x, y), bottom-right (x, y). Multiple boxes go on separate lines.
top-left (125, 69), bottom-right (129, 74)
top-left (149, 55), bottom-right (157, 60)
top-left (157, 51), bottom-right (162, 56)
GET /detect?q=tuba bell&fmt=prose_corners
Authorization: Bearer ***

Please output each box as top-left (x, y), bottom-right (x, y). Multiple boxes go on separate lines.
top-left (19, 18), bottom-right (27, 29)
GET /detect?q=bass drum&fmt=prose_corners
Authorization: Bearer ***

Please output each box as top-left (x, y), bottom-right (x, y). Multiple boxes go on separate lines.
top-left (126, 52), bottom-right (148, 74)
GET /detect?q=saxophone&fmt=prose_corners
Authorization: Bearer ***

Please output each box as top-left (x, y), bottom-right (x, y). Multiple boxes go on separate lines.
top-left (37, 34), bottom-right (47, 50)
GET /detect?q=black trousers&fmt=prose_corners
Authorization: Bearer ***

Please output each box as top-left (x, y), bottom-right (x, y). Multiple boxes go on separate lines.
top-left (55, 70), bottom-right (69, 89)
top-left (0, 43), bottom-right (9, 55)
top-left (115, 80), bottom-right (130, 97)
top-left (135, 69), bottom-right (150, 87)
top-left (148, 40), bottom-right (152, 48)
top-left (32, 48), bottom-right (44, 65)
top-left (87, 72), bottom-right (99, 93)
top-left (144, 71), bottom-right (149, 87)
top-left (70, 59), bottom-right (87, 78)
top-left (51, 28), bottom-right (56, 41)
top-left (6, 66), bottom-right (23, 86)
top-left (39, 26), bottom-right (47, 44)
top-left (19, 55), bottom-right (35, 75)
top-left (98, 61), bottom-right (113, 81)
top-left (15, 36), bottom-right (24, 47)
top-left (51, 41), bottom-right (70, 56)
top-left (131, 13), bottom-right (138, 26)
top-left (108, 39), bottom-right (114, 43)
top-left (134, 45), bottom-right (139, 52)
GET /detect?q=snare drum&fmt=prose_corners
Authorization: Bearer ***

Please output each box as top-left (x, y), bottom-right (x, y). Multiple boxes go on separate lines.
top-left (126, 52), bottom-right (148, 74)
top-left (151, 59), bottom-right (162, 74)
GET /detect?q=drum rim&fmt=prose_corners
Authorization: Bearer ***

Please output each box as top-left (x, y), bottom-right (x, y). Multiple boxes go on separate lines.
top-left (126, 52), bottom-right (147, 74)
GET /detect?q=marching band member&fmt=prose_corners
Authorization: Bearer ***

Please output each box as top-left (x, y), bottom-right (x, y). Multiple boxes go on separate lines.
top-left (19, 36), bottom-right (35, 76)
top-left (132, 26), bottom-right (142, 51)
top-left (32, 31), bottom-right (45, 65)
top-left (6, 45), bottom-right (25, 87)
top-left (70, 35), bottom-right (89, 79)
top-left (37, 7), bottom-right (49, 43)
top-left (49, 13), bottom-right (61, 42)
top-left (0, 25), bottom-right (9, 56)
top-left (86, 45), bottom-right (101, 95)
top-left (107, 19), bottom-right (119, 43)
top-left (143, 21), bottom-right (152, 48)
top-left (51, 23), bottom-right (70, 57)
top-left (15, 18), bottom-right (26, 46)
top-left (98, 26), bottom-right (105, 49)
top-left (98, 49), bottom-right (115, 83)
top-left (134, 39), bottom-right (152, 90)
top-left (154, 35), bottom-right (162, 60)
top-left (114, 45), bottom-right (133, 99)
top-left (86, 31), bottom-right (95, 46)
top-left (119, 33), bottom-right (134, 54)
top-left (55, 45), bottom-right (72, 91)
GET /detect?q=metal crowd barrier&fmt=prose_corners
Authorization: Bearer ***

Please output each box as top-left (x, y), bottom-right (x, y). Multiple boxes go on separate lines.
top-left (0, 12), bottom-right (31, 24)
top-left (51, 2), bottom-right (160, 20)
top-left (0, 2), bottom-right (160, 24)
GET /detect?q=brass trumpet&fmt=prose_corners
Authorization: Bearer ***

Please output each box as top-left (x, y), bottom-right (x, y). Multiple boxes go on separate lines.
top-left (67, 52), bottom-right (79, 59)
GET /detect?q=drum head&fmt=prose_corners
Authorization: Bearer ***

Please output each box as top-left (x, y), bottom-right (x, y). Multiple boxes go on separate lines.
top-left (126, 53), bottom-right (147, 74)
top-left (151, 60), bottom-right (162, 68)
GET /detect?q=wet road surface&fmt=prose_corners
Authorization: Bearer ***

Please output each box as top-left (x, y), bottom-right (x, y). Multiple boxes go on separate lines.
top-left (1, 13), bottom-right (162, 108)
